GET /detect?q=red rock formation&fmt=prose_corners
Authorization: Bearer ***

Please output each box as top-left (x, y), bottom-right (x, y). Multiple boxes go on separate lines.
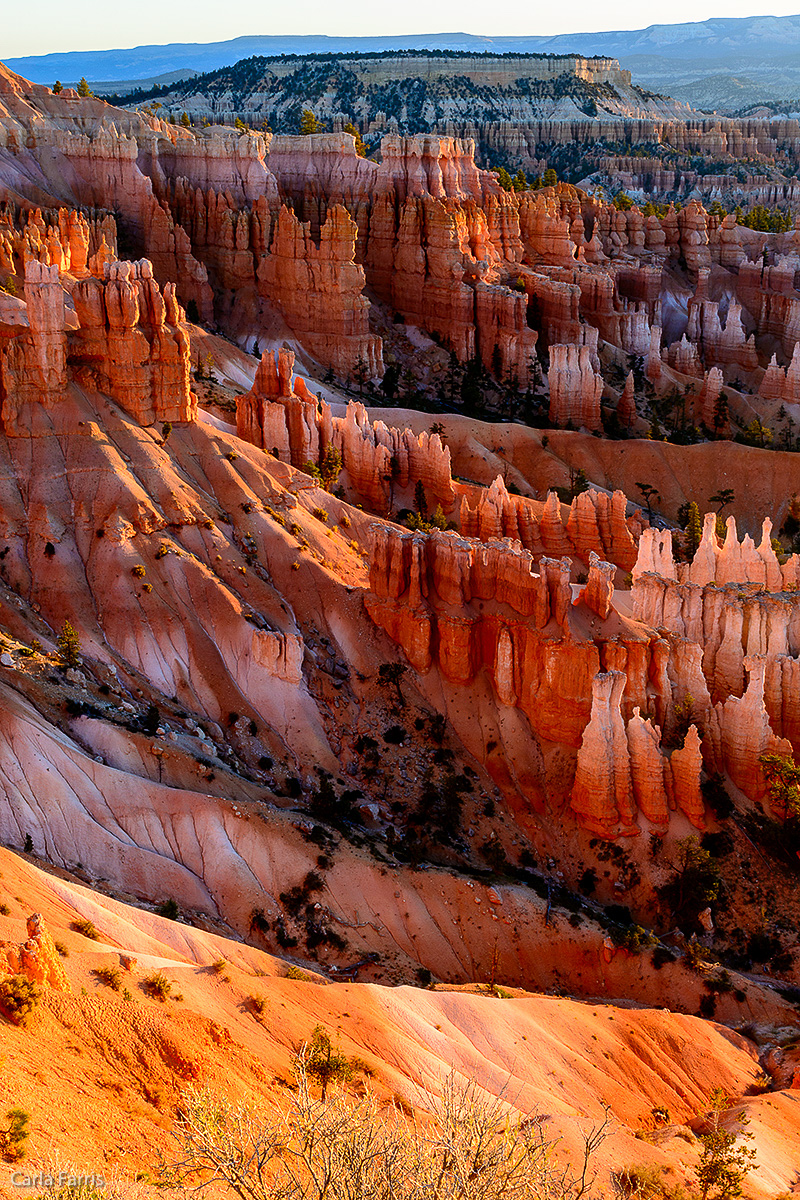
top-left (666, 725), bottom-right (705, 828)
top-left (571, 672), bottom-right (636, 838)
top-left (706, 656), bottom-right (794, 805)
top-left (0, 912), bottom-right (71, 991)
top-left (617, 371), bottom-right (636, 428)
top-left (70, 259), bottom-right (196, 426)
top-left (578, 551), bottom-right (616, 619)
top-left (760, 343), bottom-right (800, 405)
top-left (626, 707), bottom-right (669, 832)
top-left (548, 343), bottom-right (602, 430)
top-left (1, 260), bottom-right (67, 431)
top-left (258, 205), bottom-right (383, 379)
top-left (237, 347), bottom-right (330, 466)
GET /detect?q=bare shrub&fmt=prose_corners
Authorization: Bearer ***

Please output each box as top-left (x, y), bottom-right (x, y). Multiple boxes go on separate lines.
top-left (166, 1062), bottom-right (607, 1198)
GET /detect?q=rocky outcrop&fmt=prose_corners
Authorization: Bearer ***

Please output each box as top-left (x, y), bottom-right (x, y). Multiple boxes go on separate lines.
top-left (632, 512), bottom-right (790, 590)
top-left (1, 260), bottom-right (67, 431)
top-left (548, 343), bottom-right (602, 430)
top-left (760, 343), bottom-right (800, 406)
top-left (258, 205), bottom-right (383, 379)
top-left (237, 347), bottom-right (330, 465)
top-left (706, 656), bottom-right (794, 806)
top-left (571, 672), bottom-right (637, 838)
top-left (70, 259), bottom-right (196, 426)
top-left (572, 673), bottom-right (705, 837)
top-left (334, 402), bottom-right (454, 515)
top-left (0, 912), bottom-right (71, 991)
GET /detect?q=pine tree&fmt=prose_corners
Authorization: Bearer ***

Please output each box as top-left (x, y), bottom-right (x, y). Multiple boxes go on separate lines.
top-left (77, 77), bottom-right (93, 98)
top-left (542, 167), bottom-right (557, 187)
top-left (57, 621), bottom-right (82, 667)
top-left (684, 501), bottom-right (703, 557)
top-left (180, 112), bottom-right (191, 128)
top-left (299, 108), bottom-right (320, 135)
top-left (694, 1090), bottom-right (756, 1200)
top-left (52, 81), bottom-right (62, 94)
top-left (343, 121), bottom-right (367, 156)
top-left (496, 167), bottom-right (513, 191)
top-left (512, 169), bottom-right (527, 191)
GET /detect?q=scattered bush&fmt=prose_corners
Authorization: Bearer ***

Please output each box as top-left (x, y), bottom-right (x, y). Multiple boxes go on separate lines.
top-left (142, 971), bottom-right (172, 1001)
top-left (0, 976), bottom-right (41, 1026)
top-left (0, 1108), bottom-right (30, 1161)
top-left (157, 898), bottom-right (180, 921)
top-left (71, 917), bottom-right (100, 941)
top-left (131, 564), bottom-right (146, 578)
top-left (94, 965), bottom-right (122, 991)
top-left (168, 1065), bottom-right (609, 1196)
top-left (383, 725), bottom-right (406, 745)
top-left (209, 958), bottom-right (226, 975)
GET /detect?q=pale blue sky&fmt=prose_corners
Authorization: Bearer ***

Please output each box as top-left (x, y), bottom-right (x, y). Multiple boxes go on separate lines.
top-left (6, 0), bottom-right (800, 58)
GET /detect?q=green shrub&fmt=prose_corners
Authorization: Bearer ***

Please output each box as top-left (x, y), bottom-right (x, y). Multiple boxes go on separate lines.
top-left (0, 1107), bottom-right (30, 1160)
top-left (71, 917), bottom-right (100, 941)
top-left (94, 965), bottom-right (122, 991)
top-left (0, 976), bottom-right (41, 1026)
top-left (142, 971), bottom-right (172, 1001)
top-left (57, 621), bottom-right (81, 666)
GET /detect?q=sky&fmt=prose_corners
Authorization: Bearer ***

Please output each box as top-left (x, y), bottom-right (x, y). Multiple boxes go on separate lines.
top-left (6, 0), bottom-right (800, 57)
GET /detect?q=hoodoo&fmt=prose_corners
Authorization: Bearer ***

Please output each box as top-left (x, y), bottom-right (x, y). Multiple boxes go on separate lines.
top-left (1, 42), bottom-right (800, 1194)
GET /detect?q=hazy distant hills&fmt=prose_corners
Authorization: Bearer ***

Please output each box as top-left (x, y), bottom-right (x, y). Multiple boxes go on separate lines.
top-left (8, 15), bottom-right (800, 113)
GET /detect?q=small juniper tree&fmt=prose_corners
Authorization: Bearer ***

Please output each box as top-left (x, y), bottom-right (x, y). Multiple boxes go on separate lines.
top-left (377, 661), bottom-right (407, 708)
top-left (302, 1025), bottom-right (353, 1101)
top-left (636, 481), bottom-right (661, 520)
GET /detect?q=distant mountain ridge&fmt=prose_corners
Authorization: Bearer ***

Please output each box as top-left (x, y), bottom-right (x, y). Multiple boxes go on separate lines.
top-left (8, 14), bottom-right (800, 112)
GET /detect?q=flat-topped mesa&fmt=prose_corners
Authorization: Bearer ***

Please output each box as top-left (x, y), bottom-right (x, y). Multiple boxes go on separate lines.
top-left (69, 258), bottom-right (196, 426)
top-left (1, 260), bottom-right (67, 432)
top-left (571, 671), bottom-right (705, 838)
top-left (257, 204), bottom-right (383, 380)
top-left (236, 347), bottom-right (331, 467)
top-left (548, 343), bottom-right (602, 431)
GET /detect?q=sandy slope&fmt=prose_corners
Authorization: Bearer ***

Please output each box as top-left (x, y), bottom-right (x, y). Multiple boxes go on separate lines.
top-left (0, 849), bottom-right (798, 1197)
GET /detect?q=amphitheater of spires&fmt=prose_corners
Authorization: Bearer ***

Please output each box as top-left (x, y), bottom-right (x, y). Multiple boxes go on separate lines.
top-left (2, 62), bottom-right (800, 850)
